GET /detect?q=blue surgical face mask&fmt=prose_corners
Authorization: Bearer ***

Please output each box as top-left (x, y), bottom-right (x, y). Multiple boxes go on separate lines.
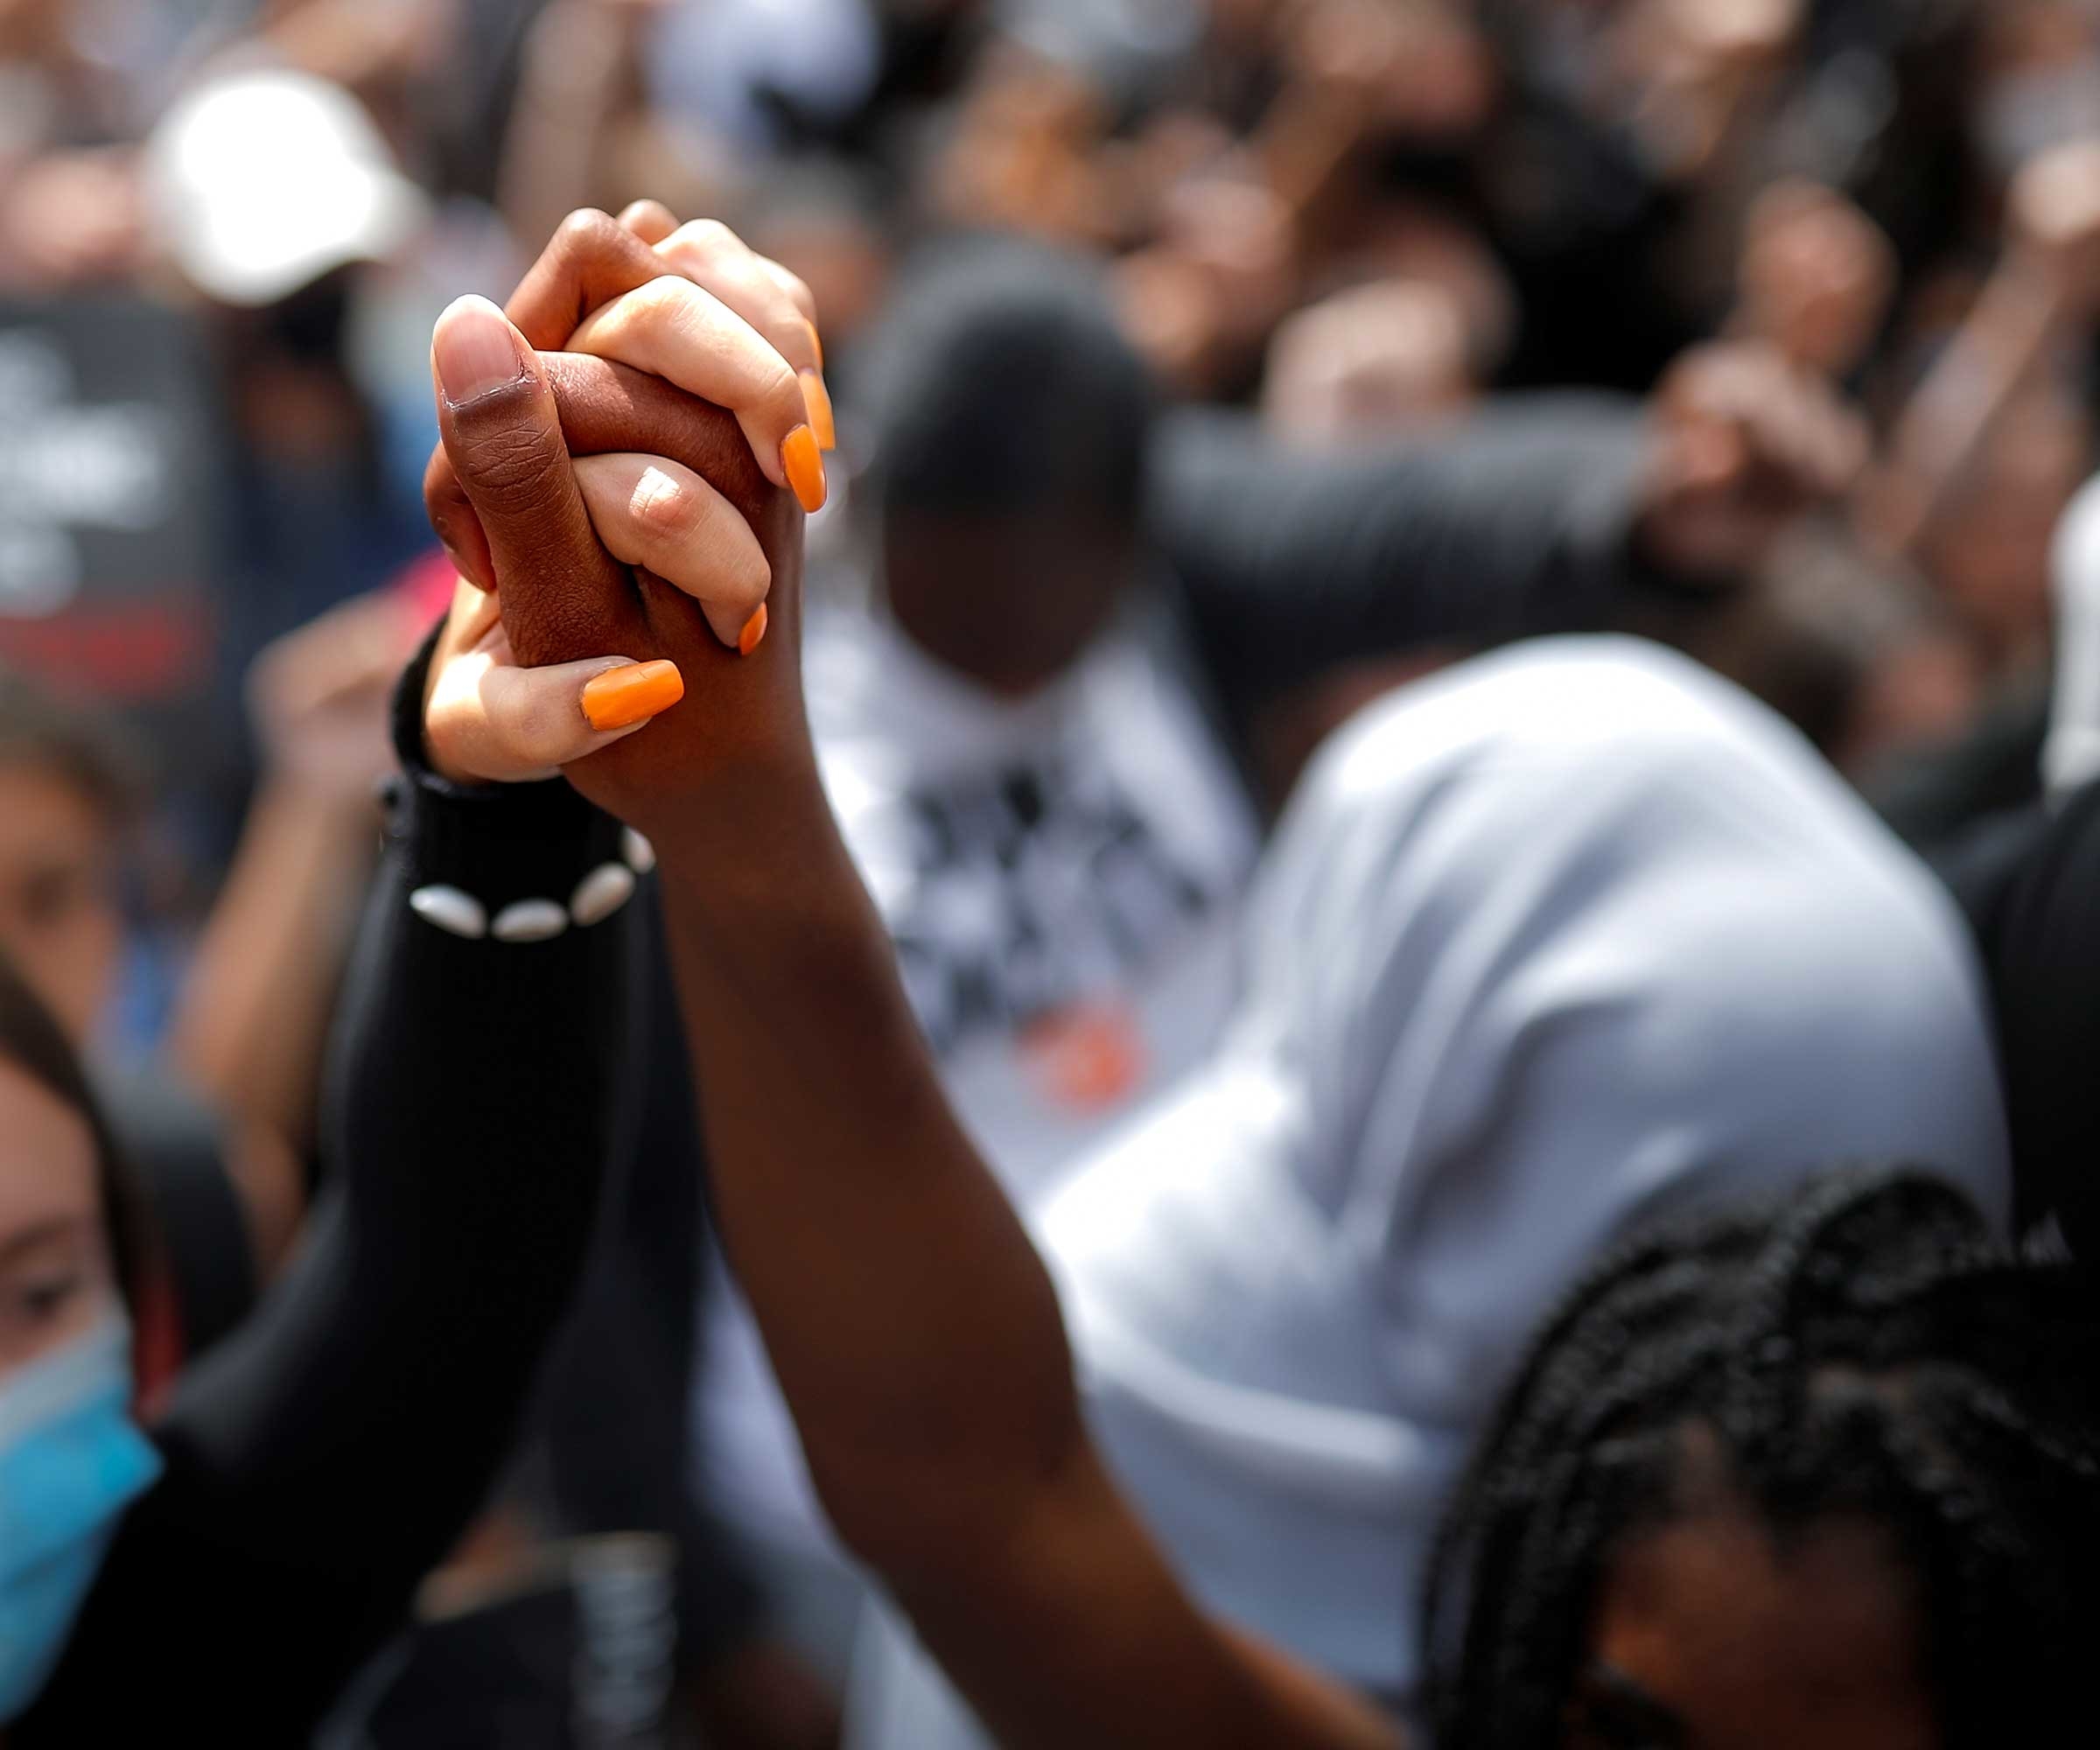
top-left (0, 1313), bottom-right (163, 1721)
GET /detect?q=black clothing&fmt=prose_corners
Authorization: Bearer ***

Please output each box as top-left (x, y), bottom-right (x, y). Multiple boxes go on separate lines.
top-left (1870, 682), bottom-right (2053, 851)
top-left (1152, 399), bottom-right (1695, 774)
top-left (1936, 779), bottom-right (2100, 1265)
top-left (533, 886), bottom-right (763, 1671)
top-left (24, 650), bottom-right (636, 1745)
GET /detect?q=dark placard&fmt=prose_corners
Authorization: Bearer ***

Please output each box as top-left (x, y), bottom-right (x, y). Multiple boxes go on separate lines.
top-left (0, 296), bottom-right (220, 716)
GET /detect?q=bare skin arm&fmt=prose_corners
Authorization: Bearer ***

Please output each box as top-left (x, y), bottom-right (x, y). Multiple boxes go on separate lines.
top-left (1864, 141), bottom-right (2100, 561)
top-left (422, 208), bottom-right (1404, 1750)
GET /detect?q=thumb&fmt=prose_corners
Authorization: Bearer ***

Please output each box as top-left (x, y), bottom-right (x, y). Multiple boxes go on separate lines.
top-left (431, 296), bottom-right (642, 669)
top-left (429, 648), bottom-right (685, 785)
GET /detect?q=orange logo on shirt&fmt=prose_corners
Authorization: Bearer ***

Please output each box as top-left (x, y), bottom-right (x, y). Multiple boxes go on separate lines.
top-left (1022, 1004), bottom-right (1150, 1112)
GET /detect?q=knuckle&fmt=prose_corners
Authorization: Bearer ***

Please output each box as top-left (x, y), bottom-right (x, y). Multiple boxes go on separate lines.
top-left (556, 207), bottom-right (620, 258)
top-left (633, 273), bottom-right (695, 331)
top-left (627, 466), bottom-right (702, 545)
top-left (729, 548), bottom-right (772, 609)
top-left (759, 254), bottom-right (815, 312)
top-left (767, 360), bottom-right (806, 422)
top-left (697, 526), bottom-right (769, 611)
top-left (422, 442), bottom-right (456, 504)
top-left (668, 217), bottom-right (738, 259)
top-left (774, 266), bottom-right (816, 317)
top-left (461, 416), bottom-right (569, 513)
top-left (491, 676), bottom-right (572, 766)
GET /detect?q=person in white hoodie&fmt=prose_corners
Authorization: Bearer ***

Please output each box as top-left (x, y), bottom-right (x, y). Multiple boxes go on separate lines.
top-left (847, 635), bottom-right (2011, 1745)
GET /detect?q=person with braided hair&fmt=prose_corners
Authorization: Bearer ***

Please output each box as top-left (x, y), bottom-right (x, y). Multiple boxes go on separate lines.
top-left (847, 634), bottom-right (2010, 1748)
top-left (1424, 1170), bottom-right (2100, 1750)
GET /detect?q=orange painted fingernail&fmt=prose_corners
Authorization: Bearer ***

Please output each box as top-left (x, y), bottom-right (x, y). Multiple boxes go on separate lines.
top-left (782, 424), bottom-right (827, 514)
top-left (582, 660), bottom-right (683, 731)
top-left (801, 370), bottom-right (836, 451)
top-left (804, 318), bottom-right (823, 371)
top-left (738, 602), bottom-right (768, 656)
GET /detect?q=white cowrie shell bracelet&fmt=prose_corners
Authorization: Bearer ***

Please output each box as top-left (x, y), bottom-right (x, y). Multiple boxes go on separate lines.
top-left (409, 886), bottom-right (487, 940)
top-left (410, 832), bottom-right (655, 942)
top-left (570, 863), bottom-right (636, 927)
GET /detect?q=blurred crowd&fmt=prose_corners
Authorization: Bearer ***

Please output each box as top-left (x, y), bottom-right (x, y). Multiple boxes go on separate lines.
top-left (13, 0), bottom-right (2100, 933)
top-left (10, 1), bottom-right (2100, 1746)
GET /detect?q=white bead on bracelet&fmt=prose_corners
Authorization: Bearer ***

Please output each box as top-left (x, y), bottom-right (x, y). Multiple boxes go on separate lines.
top-left (409, 829), bottom-right (655, 942)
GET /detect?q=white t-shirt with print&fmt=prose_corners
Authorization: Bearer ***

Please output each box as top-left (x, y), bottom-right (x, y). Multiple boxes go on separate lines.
top-left (692, 602), bottom-right (1258, 1559)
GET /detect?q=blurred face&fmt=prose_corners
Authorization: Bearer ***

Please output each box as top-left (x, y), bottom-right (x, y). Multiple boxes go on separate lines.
top-left (0, 762), bottom-right (122, 1046)
top-left (1568, 1507), bottom-right (1933, 1750)
top-left (0, 1058), bottom-right (115, 1383)
top-left (884, 510), bottom-right (1138, 696)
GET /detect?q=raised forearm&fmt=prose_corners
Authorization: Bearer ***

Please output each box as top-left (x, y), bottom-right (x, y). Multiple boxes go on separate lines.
top-left (652, 766), bottom-right (1401, 1749)
top-left (653, 759), bottom-right (1083, 1574)
top-left (496, 0), bottom-right (632, 265)
top-left (51, 754), bottom-right (637, 1735)
top-left (1870, 261), bottom-right (2064, 560)
top-left (171, 779), bottom-right (377, 1156)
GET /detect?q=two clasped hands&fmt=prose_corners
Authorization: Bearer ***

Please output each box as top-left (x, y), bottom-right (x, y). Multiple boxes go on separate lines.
top-left (417, 200), bottom-right (829, 800)
top-left (416, 205), bottom-right (1403, 1750)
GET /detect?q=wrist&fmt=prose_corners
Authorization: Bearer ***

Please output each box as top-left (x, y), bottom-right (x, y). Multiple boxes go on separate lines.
top-left (648, 750), bottom-right (878, 961)
top-left (647, 762), bottom-right (834, 892)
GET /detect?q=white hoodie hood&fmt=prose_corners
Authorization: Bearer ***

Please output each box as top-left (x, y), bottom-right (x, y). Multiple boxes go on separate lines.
top-left (852, 636), bottom-right (2010, 1746)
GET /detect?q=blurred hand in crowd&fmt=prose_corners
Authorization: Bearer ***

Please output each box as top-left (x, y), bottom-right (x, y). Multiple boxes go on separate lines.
top-left (2007, 136), bottom-right (2100, 318)
top-left (0, 148), bottom-right (144, 291)
top-left (1614, 0), bottom-right (1805, 181)
top-left (1636, 340), bottom-right (1868, 578)
top-left (1971, 0), bottom-right (2100, 178)
top-left (1117, 172), bottom-right (1296, 392)
top-left (1262, 277), bottom-right (1474, 440)
top-left (1918, 387), bottom-right (2093, 673)
top-left (1861, 138), bottom-right (2100, 574)
top-left (246, 590), bottom-right (421, 807)
top-left (1735, 180), bottom-right (1896, 379)
top-left (928, 48), bottom-right (1118, 245)
top-left (258, 0), bottom-right (458, 107)
top-left (1284, 0), bottom-right (1497, 143)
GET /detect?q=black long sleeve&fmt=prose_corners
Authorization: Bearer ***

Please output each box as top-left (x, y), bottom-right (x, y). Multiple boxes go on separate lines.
top-left (1151, 398), bottom-right (1661, 738)
top-left (536, 885), bottom-right (766, 1674)
top-left (1935, 780), bottom-right (2100, 1264)
top-left (23, 643), bottom-right (638, 1744)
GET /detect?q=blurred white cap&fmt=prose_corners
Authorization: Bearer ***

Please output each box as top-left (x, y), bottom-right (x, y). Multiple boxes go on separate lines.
top-left (144, 67), bottom-right (427, 306)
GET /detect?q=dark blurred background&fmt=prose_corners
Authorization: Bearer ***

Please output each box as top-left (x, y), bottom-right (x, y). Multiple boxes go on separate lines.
top-left (8, 0), bottom-right (2100, 1057)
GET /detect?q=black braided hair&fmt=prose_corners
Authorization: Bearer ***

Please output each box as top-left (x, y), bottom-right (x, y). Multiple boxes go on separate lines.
top-left (1421, 1170), bottom-right (2100, 1748)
